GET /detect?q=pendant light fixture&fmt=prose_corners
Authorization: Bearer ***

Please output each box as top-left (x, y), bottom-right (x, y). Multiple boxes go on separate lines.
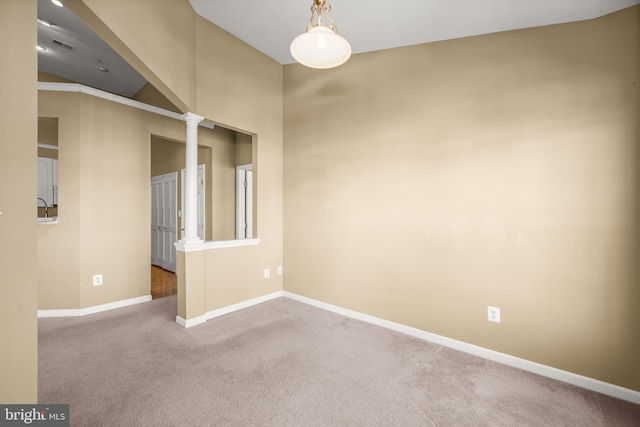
top-left (290, 0), bottom-right (351, 69)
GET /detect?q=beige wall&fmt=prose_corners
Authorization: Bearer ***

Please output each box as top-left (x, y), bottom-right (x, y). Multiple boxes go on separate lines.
top-left (150, 136), bottom-right (185, 178)
top-left (38, 117), bottom-right (58, 146)
top-left (206, 126), bottom-right (235, 241)
top-left (133, 83), bottom-right (182, 114)
top-left (38, 91), bottom-right (191, 309)
top-left (38, 92), bottom-right (80, 309)
top-left (235, 132), bottom-right (253, 166)
top-left (64, 0), bottom-right (284, 321)
top-left (283, 7), bottom-right (640, 392)
top-left (38, 71), bottom-right (76, 84)
top-left (185, 15), bottom-right (284, 315)
top-left (0, 0), bottom-right (38, 403)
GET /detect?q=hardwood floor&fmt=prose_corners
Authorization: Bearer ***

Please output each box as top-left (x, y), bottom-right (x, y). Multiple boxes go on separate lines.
top-left (151, 265), bottom-right (177, 299)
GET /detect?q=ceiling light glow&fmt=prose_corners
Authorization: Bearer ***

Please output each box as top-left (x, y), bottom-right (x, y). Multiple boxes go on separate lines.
top-left (37, 18), bottom-right (52, 27)
top-left (51, 0), bottom-right (64, 7)
top-left (37, 45), bottom-right (47, 52)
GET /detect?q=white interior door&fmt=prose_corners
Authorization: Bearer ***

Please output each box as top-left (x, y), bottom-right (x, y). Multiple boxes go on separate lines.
top-left (180, 164), bottom-right (205, 240)
top-left (151, 172), bottom-right (177, 272)
top-left (236, 164), bottom-right (253, 239)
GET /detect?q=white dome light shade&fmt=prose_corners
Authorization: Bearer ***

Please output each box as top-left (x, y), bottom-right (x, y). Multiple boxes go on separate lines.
top-left (290, 26), bottom-right (351, 69)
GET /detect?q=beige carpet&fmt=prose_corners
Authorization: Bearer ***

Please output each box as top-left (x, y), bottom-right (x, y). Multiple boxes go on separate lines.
top-left (38, 295), bottom-right (640, 426)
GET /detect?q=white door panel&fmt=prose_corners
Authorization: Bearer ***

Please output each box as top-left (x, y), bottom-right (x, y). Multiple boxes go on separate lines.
top-left (151, 172), bottom-right (177, 272)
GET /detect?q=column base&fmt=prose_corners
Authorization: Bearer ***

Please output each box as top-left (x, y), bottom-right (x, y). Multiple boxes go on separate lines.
top-left (175, 238), bottom-right (205, 252)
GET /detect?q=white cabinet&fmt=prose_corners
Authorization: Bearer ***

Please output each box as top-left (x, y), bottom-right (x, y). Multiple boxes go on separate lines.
top-left (38, 157), bottom-right (58, 207)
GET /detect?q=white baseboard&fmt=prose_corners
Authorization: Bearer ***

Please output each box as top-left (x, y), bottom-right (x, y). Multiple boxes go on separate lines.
top-left (53, 290), bottom-right (638, 403)
top-left (176, 315), bottom-right (207, 328)
top-left (175, 291), bottom-right (284, 328)
top-left (283, 291), bottom-right (640, 405)
top-left (37, 295), bottom-right (152, 318)
top-left (205, 291), bottom-right (284, 321)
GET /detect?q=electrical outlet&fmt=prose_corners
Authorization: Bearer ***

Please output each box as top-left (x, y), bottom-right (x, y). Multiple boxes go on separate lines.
top-left (488, 306), bottom-right (500, 323)
top-left (277, 265), bottom-right (283, 275)
top-left (93, 274), bottom-right (103, 286)
top-left (264, 268), bottom-right (270, 279)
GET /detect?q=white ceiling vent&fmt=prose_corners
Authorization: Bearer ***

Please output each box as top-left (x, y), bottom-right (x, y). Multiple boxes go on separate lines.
top-left (52, 38), bottom-right (75, 51)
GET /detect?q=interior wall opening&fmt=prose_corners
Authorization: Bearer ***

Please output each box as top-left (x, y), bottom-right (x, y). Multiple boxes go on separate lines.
top-left (37, 117), bottom-right (59, 221)
top-left (149, 127), bottom-right (254, 299)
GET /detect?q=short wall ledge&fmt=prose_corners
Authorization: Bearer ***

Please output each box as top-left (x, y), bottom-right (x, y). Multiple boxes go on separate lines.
top-left (175, 238), bottom-right (260, 252)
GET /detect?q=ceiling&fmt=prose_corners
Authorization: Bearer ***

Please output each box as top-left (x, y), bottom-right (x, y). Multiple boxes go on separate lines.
top-left (37, 0), bottom-right (640, 99)
top-left (190, 0), bottom-right (640, 65)
top-left (37, 0), bottom-right (147, 97)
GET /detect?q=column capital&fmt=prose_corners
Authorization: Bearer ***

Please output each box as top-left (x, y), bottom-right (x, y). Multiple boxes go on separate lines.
top-left (181, 112), bottom-right (204, 125)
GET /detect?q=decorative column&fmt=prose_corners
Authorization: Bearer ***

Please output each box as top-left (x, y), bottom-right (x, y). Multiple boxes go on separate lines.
top-left (180, 112), bottom-right (204, 245)
top-left (175, 112), bottom-right (207, 328)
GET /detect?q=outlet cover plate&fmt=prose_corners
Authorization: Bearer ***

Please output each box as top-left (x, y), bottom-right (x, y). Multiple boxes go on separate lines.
top-left (93, 274), bottom-right (103, 286)
top-left (264, 268), bottom-right (270, 279)
top-left (488, 306), bottom-right (500, 323)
